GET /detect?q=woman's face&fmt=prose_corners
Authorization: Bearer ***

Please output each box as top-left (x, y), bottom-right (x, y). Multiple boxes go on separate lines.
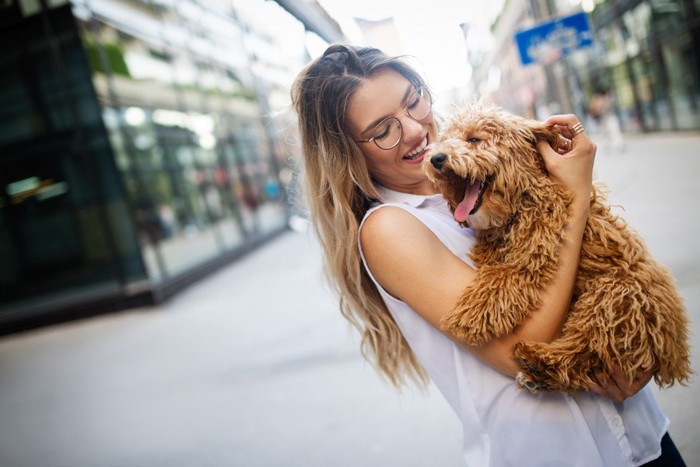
top-left (347, 68), bottom-right (438, 195)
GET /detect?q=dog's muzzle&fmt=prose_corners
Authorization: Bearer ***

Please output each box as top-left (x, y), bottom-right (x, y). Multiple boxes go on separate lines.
top-left (430, 153), bottom-right (447, 170)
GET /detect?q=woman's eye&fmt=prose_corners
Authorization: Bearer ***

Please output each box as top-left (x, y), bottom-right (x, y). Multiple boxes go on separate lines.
top-left (407, 95), bottom-right (420, 110)
top-left (374, 123), bottom-right (392, 140)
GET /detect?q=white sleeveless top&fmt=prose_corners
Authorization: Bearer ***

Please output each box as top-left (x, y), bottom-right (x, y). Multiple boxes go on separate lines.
top-left (358, 186), bottom-right (668, 467)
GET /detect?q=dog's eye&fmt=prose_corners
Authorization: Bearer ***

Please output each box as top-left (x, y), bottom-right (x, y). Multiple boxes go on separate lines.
top-left (467, 137), bottom-right (480, 143)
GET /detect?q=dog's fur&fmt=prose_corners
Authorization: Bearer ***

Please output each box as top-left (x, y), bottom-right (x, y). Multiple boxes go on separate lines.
top-left (423, 102), bottom-right (691, 393)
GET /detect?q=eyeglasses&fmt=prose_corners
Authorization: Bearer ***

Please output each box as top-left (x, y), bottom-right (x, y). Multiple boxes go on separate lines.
top-left (354, 86), bottom-right (432, 150)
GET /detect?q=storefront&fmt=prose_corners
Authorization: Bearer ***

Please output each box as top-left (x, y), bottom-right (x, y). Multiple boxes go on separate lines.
top-left (574, 0), bottom-right (700, 132)
top-left (0, 0), bottom-right (309, 333)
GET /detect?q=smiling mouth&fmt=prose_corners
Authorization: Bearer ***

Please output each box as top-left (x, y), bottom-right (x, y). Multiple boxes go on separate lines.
top-left (403, 136), bottom-right (428, 160)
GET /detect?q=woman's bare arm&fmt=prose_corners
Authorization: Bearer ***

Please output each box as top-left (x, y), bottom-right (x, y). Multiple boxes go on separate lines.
top-left (361, 202), bottom-right (587, 376)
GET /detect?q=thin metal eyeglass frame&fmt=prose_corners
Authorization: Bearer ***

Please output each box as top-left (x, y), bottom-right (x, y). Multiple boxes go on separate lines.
top-left (354, 87), bottom-right (432, 150)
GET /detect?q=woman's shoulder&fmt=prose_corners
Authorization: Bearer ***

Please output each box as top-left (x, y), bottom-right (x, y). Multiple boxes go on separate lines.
top-left (360, 204), bottom-right (434, 239)
top-left (361, 204), bottom-right (438, 248)
top-left (360, 204), bottom-right (456, 280)
top-left (361, 199), bottom-right (476, 263)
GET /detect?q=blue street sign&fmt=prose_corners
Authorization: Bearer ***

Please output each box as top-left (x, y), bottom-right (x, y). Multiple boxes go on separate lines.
top-left (515, 11), bottom-right (594, 65)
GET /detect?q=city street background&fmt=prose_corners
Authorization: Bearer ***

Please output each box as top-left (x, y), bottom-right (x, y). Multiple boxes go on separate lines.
top-left (1, 132), bottom-right (699, 466)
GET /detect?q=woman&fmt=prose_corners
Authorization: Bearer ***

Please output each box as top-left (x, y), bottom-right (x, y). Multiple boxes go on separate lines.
top-left (291, 44), bottom-right (684, 466)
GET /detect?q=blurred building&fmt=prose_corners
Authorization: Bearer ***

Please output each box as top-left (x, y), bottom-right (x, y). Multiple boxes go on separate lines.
top-left (354, 17), bottom-right (403, 56)
top-left (470, 0), bottom-right (700, 132)
top-left (468, 1), bottom-right (548, 118)
top-left (0, 0), bottom-right (343, 334)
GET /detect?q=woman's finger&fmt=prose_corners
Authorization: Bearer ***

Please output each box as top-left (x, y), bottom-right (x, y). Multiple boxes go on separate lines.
top-left (585, 370), bottom-right (623, 402)
top-left (587, 366), bottom-right (654, 402)
top-left (543, 114), bottom-right (591, 147)
top-left (536, 139), bottom-right (559, 165)
top-left (557, 135), bottom-right (573, 154)
top-left (587, 379), bottom-right (610, 399)
top-left (610, 365), bottom-right (653, 399)
top-left (542, 113), bottom-right (581, 128)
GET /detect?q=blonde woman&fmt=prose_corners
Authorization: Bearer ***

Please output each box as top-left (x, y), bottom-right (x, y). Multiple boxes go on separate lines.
top-left (291, 44), bottom-right (684, 466)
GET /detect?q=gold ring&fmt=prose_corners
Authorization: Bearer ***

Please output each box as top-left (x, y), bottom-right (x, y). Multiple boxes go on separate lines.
top-left (570, 122), bottom-right (585, 136)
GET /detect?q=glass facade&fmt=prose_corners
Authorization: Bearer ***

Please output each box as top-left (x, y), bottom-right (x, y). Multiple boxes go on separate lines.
top-left (574, 0), bottom-right (700, 132)
top-left (0, 0), bottom-right (309, 332)
top-left (0, 5), bottom-right (144, 323)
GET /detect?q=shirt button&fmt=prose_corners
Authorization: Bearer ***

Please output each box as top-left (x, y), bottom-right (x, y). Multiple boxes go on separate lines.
top-left (611, 416), bottom-right (623, 428)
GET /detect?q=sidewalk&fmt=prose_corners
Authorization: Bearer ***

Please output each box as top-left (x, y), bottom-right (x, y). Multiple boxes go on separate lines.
top-left (0, 132), bottom-right (698, 467)
top-left (0, 228), bottom-right (464, 467)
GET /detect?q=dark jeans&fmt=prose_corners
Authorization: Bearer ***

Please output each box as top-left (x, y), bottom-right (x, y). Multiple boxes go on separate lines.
top-left (641, 433), bottom-right (686, 467)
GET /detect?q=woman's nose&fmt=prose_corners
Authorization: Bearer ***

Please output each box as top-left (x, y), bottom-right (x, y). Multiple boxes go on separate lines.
top-left (399, 114), bottom-right (424, 141)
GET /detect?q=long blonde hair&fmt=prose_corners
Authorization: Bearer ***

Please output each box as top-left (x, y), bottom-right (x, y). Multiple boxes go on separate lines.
top-left (291, 44), bottom-right (428, 387)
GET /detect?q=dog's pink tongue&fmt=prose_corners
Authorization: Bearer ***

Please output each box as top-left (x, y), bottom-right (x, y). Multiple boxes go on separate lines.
top-left (454, 181), bottom-right (481, 223)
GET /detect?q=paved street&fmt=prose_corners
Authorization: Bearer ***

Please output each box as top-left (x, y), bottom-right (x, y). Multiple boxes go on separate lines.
top-left (1, 132), bottom-right (699, 467)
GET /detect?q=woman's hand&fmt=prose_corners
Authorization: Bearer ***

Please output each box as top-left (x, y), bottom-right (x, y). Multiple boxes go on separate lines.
top-left (536, 114), bottom-right (596, 202)
top-left (586, 366), bottom-right (654, 403)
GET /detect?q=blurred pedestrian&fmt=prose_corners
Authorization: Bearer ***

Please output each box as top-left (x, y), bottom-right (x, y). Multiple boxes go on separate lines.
top-left (589, 88), bottom-right (625, 152)
top-left (291, 44), bottom-right (684, 466)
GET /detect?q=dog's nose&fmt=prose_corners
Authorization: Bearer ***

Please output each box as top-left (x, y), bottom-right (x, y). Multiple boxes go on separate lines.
top-left (430, 153), bottom-right (447, 170)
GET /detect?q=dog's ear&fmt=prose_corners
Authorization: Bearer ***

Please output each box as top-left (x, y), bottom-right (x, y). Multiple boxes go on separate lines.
top-left (527, 120), bottom-right (562, 152)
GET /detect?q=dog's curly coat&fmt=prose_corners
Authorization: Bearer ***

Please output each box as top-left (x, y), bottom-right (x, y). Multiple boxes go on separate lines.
top-left (423, 102), bottom-right (691, 394)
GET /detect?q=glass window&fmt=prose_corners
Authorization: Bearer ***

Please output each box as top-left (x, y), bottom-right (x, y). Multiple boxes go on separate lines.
top-left (649, 0), bottom-right (687, 37)
top-left (621, 2), bottom-right (652, 55)
top-left (662, 36), bottom-right (700, 129)
top-left (1, 0), bottom-right (310, 327)
top-left (79, 15), bottom-right (235, 278)
top-left (1, 5), bottom-right (146, 317)
top-left (599, 23), bottom-right (627, 67)
top-left (610, 63), bottom-right (639, 131)
top-left (629, 51), bottom-right (674, 131)
top-left (141, 108), bottom-right (223, 277)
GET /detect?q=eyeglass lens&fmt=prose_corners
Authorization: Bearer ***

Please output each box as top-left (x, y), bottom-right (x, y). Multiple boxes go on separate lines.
top-left (372, 88), bottom-right (431, 150)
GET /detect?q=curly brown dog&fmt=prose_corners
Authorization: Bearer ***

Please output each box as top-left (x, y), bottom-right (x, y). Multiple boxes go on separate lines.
top-left (423, 102), bottom-right (691, 394)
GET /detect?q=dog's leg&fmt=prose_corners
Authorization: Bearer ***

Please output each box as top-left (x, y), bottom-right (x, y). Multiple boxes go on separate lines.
top-left (443, 267), bottom-right (547, 346)
top-left (579, 196), bottom-right (692, 388)
top-left (512, 280), bottom-right (608, 394)
top-left (612, 259), bottom-right (693, 388)
top-left (647, 275), bottom-right (693, 387)
top-left (513, 337), bottom-right (595, 394)
top-left (514, 265), bottom-right (692, 394)
top-left (443, 194), bottom-right (570, 346)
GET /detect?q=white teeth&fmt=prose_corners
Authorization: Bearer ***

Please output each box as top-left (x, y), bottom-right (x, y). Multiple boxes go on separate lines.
top-left (404, 137), bottom-right (428, 159)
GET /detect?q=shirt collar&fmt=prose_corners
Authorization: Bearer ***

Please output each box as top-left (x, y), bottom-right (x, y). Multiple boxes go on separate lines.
top-left (375, 184), bottom-right (443, 208)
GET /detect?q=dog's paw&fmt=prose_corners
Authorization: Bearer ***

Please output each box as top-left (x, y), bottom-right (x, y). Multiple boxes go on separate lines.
top-left (516, 372), bottom-right (545, 393)
top-left (461, 325), bottom-right (492, 346)
top-left (444, 321), bottom-right (491, 346)
top-left (514, 343), bottom-right (550, 392)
